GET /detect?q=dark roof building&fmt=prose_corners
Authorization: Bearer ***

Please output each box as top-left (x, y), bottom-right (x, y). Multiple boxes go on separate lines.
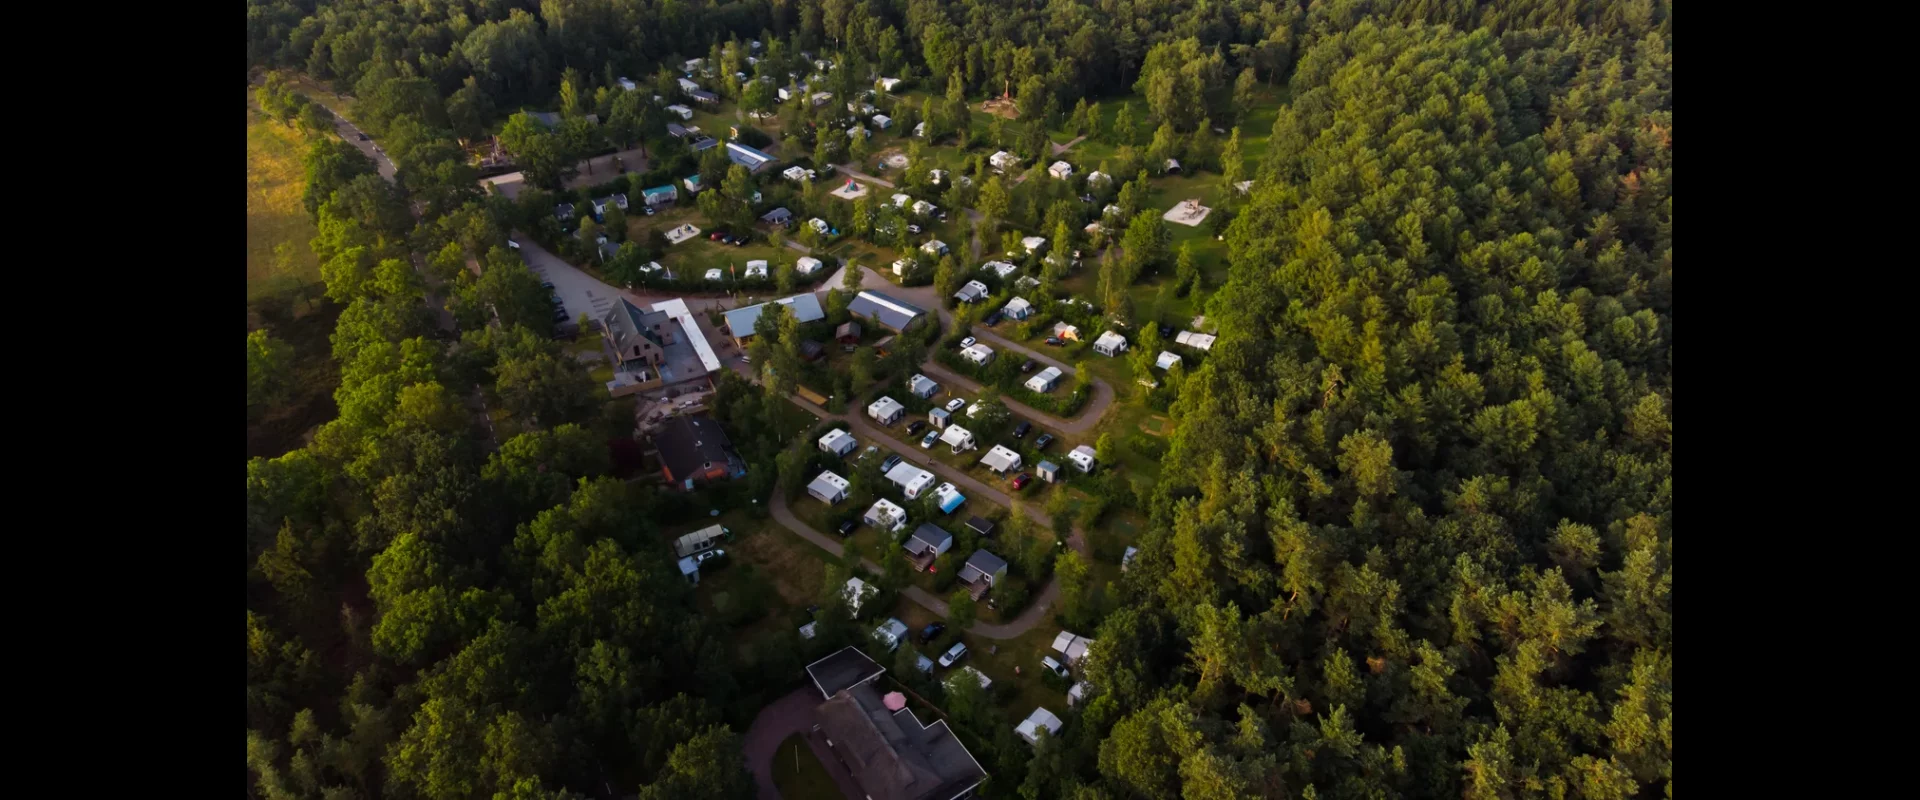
top-left (762, 206), bottom-right (794, 224)
top-left (653, 414), bottom-right (746, 490)
top-left (848, 290), bottom-right (926, 332)
top-left (806, 646), bottom-right (886, 699)
top-left (815, 680), bottom-right (989, 800)
top-left (964, 516), bottom-right (995, 537)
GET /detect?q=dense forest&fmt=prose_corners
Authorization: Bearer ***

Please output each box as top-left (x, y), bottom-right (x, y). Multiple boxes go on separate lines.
top-left (248, 1), bottom-right (1670, 798)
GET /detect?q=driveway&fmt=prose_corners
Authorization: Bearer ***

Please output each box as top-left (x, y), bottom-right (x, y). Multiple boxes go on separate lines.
top-left (833, 163), bottom-right (896, 188)
top-left (515, 236), bottom-right (626, 327)
top-left (743, 688), bottom-right (863, 800)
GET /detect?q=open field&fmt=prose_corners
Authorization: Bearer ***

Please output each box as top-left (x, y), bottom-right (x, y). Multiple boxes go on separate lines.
top-left (246, 106), bottom-right (320, 303)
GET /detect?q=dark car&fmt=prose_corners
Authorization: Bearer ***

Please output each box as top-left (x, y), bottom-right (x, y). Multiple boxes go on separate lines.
top-left (1045, 337), bottom-right (1064, 346)
top-left (1020, 359), bottom-right (1037, 373)
top-left (1013, 421), bottom-right (1032, 438)
top-left (907, 420), bottom-right (928, 437)
top-left (1011, 472), bottom-right (1032, 490)
top-left (1159, 323), bottom-right (1175, 338)
top-left (540, 281), bottom-right (556, 291)
top-left (836, 519), bottom-right (857, 537)
top-left (733, 234), bottom-right (751, 246)
top-left (984, 311), bottom-right (1004, 326)
top-left (881, 454), bottom-right (903, 473)
top-left (356, 133), bottom-right (369, 141)
top-left (920, 622), bottom-right (947, 643)
top-left (1033, 433), bottom-right (1054, 450)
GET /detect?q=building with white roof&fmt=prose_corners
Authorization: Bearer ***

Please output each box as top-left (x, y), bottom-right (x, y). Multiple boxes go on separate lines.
top-left (1155, 351), bottom-right (1182, 370)
top-left (650, 298), bottom-right (721, 373)
top-left (808, 471), bottom-right (851, 504)
top-left (940, 425), bottom-right (975, 452)
top-left (885, 462), bottom-right (938, 499)
top-left (912, 200), bottom-right (936, 217)
top-left (1051, 631), bottom-right (1096, 664)
top-left (1068, 444), bottom-right (1096, 473)
top-left (1093, 330), bottom-right (1129, 357)
top-left (1016, 707), bottom-right (1064, 745)
top-left (819, 428), bottom-right (856, 456)
top-left (743, 259), bottom-right (769, 279)
top-left (863, 497), bottom-right (907, 532)
top-left (1025, 366), bottom-right (1062, 393)
top-left (1003, 296), bottom-right (1033, 320)
top-left (990, 151), bottom-right (1019, 171)
top-left (796, 256), bottom-right (825, 274)
top-left (980, 445), bottom-right (1022, 474)
top-left (891, 193), bottom-right (912, 207)
top-left (960, 343), bottom-right (995, 365)
top-left (909, 374), bottom-right (940, 399)
top-left (1021, 236), bottom-right (1047, 254)
top-left (1048, 161), bottom-right (1074, 179)
top-left (954, 280), bottom-right (990, 304)
top-left (867, 396), bottom-right (906, 425)
top-left (1175, 330), bottom-right (1217, 351)
top-left (921, 240), bottom-right (949, 256)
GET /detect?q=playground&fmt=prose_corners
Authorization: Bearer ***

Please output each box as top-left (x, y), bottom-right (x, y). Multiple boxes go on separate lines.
top-left (828, 178), bottom-right (870, 200)
top-left (1162, 198), bottom-right (1212, 227)
top-left (665, 223), bottom-right (704, 244)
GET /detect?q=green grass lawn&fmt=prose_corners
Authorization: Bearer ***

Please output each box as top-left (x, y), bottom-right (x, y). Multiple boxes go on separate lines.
top-left (247, 106), bottom-right (321, 303)
top-left (770, 734), bottom-right (841, 800)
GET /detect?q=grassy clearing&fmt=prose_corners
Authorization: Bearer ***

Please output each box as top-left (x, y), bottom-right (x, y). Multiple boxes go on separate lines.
top-left (247, 106), bottom-right (321, 303)
top-left (770, 734), bottom-right (841, 800)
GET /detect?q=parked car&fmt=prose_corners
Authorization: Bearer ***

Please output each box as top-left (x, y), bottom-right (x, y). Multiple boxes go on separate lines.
top-left (836, 519), bottom-right (857, 537)
top-left (881, 454), bottom-right (902, 473)
top-left (694, 549), bottom-right (728, 567)
top-left (938, 641), bottom-right (969, 668)
top-left (1011, 472), bottom-right (1032, 490)
top-left (541, 281), bottom-right (555, 291)
top-left (1020, 359), bottom-right (1037, 373)
top-left (920, 622), bottom-right (947, 643)
top-left (1033, 433), bottom-right (1055, 450)
top-left (552, 308), bottom-right (570, 323)
top-left (960, 336), bottom-right (977, 348)
top-left (356, 133), bottom-right (369, 141)
top-left (550, 294), bottom-right (565, 307)
top-left (945, 398), bottom-right (967, 413)
top-left (1159, 323), bottom-right (1175, 338)
top-left (984, 311), bottom-right (1004, 325)
top-left (1041, 655), bottom-right (1070, 677)
top-left (1045, 337), bottom-right (1064, 346)
top-left (907, 420), bottom-right (928, 437)
top-left (920, 430), bottom-right (940, 448)
top-left (1013, 421), bottom-right (1032, 438)
top-left (709, 231), bottom-right (728, 241)
top-left (643, 206), bottom-right (656, 216)
top-left (907, 224), bottom-right (923, 234)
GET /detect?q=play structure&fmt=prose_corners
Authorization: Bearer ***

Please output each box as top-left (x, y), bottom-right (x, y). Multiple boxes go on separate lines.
top-left (829, 178), bottom-right (870, 200)
top-left (1162, 198), bottom-right (1213, 227)
top-left (664, 223), bottom-right (703, 245)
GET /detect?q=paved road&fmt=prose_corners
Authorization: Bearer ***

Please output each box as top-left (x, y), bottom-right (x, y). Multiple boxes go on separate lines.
top-left (742, 688), bottom-right (864, 800)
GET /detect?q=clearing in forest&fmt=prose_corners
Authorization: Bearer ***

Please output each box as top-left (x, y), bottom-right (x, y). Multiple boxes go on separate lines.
top-left (246, 105), bottom-right (319, 301)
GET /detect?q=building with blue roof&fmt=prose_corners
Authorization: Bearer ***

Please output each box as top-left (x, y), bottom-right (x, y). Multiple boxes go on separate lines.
top-left (726, 142), bottom-right (778, 173)
top-left (721, 292), bottom-right (826, 344)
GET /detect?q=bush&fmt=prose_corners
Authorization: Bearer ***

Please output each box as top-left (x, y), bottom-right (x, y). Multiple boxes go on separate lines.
top-left (994, 577), bottom-right (1031, 617)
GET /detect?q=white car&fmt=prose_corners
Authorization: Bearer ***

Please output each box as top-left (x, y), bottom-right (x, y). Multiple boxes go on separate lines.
top-left (938, 641), bottom-right (968, 667)
top-left (694, 549), bottom-right (727, 566)
top-left (920, 430), bottom-right (939, 448)
top-left (1041, 655), bottom-right (1070, 677)
top-left (944, 398), bottom-right (967, 413)
top-left (960, 336), bottom-right (977, 348)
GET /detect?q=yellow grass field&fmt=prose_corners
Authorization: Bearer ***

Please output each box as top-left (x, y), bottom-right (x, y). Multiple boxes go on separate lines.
top-left (247, 105), bottom-right (319, 301)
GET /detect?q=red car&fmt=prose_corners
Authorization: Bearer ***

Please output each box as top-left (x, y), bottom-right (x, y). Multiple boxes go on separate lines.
top-left (709, 231), bottom-right (727, 241)
top-left (1010, 472), bottom-right (1032, 490)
